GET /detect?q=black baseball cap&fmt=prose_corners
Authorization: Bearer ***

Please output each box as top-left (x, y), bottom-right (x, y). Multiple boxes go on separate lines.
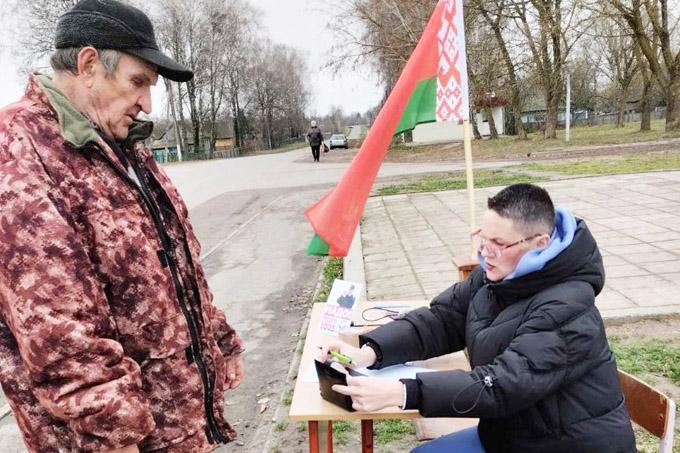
top-left (54, 0), bottom-right (193, 82)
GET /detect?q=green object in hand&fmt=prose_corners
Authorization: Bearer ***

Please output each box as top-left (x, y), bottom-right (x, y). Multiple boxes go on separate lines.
top-left (329, 350), bottom-right (353, 365)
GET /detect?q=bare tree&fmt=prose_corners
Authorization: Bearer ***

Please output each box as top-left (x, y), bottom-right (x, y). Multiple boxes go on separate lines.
top-left (593, 10), bottom-right (638, 127)
top-left (635, 44), bottom-right (655, 130)
top-left (327, 0), bottom-right (435, 89)
top-left (12, 0), bottom-right (79, 72)
top-left (469, 0), bottom-right (529, 139)
top-left (607, 0), bottom-right (680, 130)
top-left (513, 0), bottom-right (585, 139)
top-left (250, 42), bottom-right (308, 150)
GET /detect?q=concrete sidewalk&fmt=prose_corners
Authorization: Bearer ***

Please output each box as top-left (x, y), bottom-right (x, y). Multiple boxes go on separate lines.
top-left (354, 171), bottom-right (680, 319)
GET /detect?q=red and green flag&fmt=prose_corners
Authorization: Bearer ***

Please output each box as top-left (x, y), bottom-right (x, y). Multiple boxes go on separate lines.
top-left (305, 0), bottom-right (470, 256)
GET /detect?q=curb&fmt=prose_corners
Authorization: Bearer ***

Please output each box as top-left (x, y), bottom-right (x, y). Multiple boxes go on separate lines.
top-left (343, 225), bottom-right (368, 300)
top-left (260, 259), bottom-right (327, 452)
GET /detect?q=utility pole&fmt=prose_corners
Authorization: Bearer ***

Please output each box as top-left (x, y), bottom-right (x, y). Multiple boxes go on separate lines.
top-left (565, 73), bottom-right (571, 143)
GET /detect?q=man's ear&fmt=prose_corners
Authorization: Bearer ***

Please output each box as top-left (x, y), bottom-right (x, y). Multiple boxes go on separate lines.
top-left (76, 47), bottom-right (100, 87)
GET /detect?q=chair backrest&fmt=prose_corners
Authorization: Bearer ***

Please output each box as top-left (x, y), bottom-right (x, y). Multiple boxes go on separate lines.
top-left (618, 369), bottom-right (676, 453)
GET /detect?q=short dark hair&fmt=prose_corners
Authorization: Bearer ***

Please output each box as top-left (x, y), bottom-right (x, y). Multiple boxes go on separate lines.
top-left (487, 183), bottom-right (555, 235)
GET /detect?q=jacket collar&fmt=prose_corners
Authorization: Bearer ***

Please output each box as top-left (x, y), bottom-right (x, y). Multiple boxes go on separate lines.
top-left (30, 73), bottom-right (154, 150)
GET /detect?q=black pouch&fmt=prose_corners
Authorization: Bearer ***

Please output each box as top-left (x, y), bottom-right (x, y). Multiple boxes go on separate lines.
top-left (314, 359), bottom-right (364, 411)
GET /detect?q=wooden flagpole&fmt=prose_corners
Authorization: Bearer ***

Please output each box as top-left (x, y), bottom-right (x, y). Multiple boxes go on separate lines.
top-left (462, 119), bottom-right (476, 258)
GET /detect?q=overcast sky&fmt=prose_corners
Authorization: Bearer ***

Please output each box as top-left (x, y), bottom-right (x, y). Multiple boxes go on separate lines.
top-left (0, 0), bottom-right (383, 117)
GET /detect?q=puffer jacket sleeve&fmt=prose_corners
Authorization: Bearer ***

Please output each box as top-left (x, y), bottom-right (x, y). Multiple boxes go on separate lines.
top-left (359, 268), bottom-right (483, 368)
top-left (0, 128), bottom-right (155, 450)
top-left (414, 302), bottom-right (600, 418)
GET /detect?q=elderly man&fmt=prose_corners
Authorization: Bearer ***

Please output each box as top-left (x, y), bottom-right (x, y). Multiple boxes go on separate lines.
top-left (321, 183), bottom-right (636, 452)
top-left (0, 1), bottom-right (243, 452)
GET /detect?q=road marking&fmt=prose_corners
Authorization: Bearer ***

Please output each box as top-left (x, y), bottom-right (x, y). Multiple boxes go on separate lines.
top-left (199, 195), bottom-right (285, 261)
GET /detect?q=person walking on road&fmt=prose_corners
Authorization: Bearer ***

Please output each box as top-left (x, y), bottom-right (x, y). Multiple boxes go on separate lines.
top-left (306, 120), bottom-right (324, 162)
top-left (0, 1), bottom-right (243, 452)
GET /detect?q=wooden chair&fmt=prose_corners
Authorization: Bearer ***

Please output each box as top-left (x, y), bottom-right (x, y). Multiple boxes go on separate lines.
top-left (618, 369), bottom-right (676, 453)
top-left (452, 254), bottom-right (478, 282)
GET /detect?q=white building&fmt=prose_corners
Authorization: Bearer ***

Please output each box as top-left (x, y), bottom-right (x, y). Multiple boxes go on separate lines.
top-left (411, 99), bottom-right (507, 144)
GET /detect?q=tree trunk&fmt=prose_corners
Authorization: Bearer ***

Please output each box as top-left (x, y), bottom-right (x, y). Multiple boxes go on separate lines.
top-left (544, 94), bottom-right (558, 139)
top-left (232, 100), bottom-right (241, 149)
top-left (616, 88), bottom-right (628, 128)
top-left (544, 71), bottom-right (563, 139)
top-left (640, 72), bottom-right (652, 131)
top-left (164, 79), bottom-right (185, 156)
top-left (666, 76), bottom-right (680, 131)
top-left (471, 110), bottom-right (482, 140)
top-left (510, 92), bottom-right (527, 140)
top-left (483, 9), bottom-right (527, 139)
top-left (186, 79), bottom-right (200, 154)
top-left (176, 83), bottom-right (189, 152)
top-left (484, 106), bottom-right (499, 139)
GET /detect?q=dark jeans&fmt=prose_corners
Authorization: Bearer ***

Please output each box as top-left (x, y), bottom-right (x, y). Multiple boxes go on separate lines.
top-left (411, 426), bottom-right (485, 452)
top-left (311, 145), bottom-right (320, 161)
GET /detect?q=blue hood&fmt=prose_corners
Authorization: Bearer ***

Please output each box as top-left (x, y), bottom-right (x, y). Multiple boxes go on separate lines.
top-left (478, 206), bottom-right (577, 281)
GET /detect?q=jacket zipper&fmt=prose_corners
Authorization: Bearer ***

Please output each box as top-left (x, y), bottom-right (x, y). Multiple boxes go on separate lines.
top-left (93, 141), bottom-right (228, 444)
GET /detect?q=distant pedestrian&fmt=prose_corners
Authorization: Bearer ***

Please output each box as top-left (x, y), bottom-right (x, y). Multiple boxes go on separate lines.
top-left (306, 120), bottom-right (324, 162)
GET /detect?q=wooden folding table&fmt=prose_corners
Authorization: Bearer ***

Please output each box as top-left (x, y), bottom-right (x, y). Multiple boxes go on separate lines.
top-left (289, 301), bottom-right (474, 453)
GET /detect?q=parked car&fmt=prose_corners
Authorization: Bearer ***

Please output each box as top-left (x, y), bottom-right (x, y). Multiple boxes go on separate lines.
top-left (329, 134), bottom-right (349, 149)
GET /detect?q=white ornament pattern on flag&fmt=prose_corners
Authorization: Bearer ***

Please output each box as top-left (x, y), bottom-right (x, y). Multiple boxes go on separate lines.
top-left (436, 0), bottom-right (470, 123)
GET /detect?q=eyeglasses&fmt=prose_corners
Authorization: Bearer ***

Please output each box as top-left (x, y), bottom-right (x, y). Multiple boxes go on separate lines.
top-left (470, 228), bottom-right (542, 257)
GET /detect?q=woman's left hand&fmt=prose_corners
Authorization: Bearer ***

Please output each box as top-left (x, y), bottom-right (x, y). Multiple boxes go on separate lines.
top-left (332, 376), bottom-right (405, 412)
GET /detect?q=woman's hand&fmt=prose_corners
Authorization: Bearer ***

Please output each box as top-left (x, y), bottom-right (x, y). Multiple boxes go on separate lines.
top-left (318, 341), bottom-right (377, 369)
top-left (332, 376), bottom-right (405, 412)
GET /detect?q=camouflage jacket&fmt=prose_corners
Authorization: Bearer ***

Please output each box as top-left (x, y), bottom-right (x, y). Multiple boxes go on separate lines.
top-left (0, 74), bottom-right (243, 452)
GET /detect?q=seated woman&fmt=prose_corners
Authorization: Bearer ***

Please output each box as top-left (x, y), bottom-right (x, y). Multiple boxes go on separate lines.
top-left (320, 183), bottom-right (636, 453)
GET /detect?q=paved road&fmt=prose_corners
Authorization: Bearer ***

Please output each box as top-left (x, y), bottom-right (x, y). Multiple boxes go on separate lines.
top-left (1, 146), bottom-right (489, 452)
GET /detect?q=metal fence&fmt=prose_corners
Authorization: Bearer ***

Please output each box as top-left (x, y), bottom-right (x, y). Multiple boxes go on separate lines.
top-left (520, 107), bottom-right (667, 133)
top-left (152, 148), bottom-right (241, 164)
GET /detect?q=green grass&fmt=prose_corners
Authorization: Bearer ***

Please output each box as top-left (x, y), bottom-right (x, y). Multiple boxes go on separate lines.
top-left (524, 151), bottom-right (680, 176)
top-left (377, 169), bottom-right (546, 196)
top-left (316, 257), bottom-right (343, 303)
top-left (610, 338), bottom-right (680, 385)
top-left (274, 421), bottom-right (288, 432)
top-left (609, 337), bottom-right (680, 452)
top-left (333, 420), bottom-right (357, 445)
top-left (375, 419), bottom-right (416, 444)
top-left (281, 388), bottom-right (293, 406)
top-left (296, 421), bottom-right (307, 432)
top-left (468, 119), bottom-right (680, 159)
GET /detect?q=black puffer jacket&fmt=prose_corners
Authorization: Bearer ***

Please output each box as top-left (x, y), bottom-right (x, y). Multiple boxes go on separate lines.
top-left (361, 219), bottom-right (636, 452)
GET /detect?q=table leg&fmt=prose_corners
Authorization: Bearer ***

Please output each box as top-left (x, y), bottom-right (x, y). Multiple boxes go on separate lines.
top-left (361, 419), bottom-right (374, 453)
top-left (309, 421), bottom-right (334, 453)
top-left (309, 421), bottom-right (319, 453)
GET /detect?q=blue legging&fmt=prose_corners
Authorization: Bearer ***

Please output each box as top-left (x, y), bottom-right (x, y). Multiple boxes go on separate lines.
top-left (411, 426), bottom-right (485, 453)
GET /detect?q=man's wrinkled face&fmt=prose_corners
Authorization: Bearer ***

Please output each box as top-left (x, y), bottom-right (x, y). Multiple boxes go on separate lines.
top-left (88, 53), bottom-right (158, 140)
top-left (476, 210), bottom-right (543, 282)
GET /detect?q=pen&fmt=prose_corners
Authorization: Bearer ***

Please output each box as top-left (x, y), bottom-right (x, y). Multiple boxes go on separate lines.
top-left (318, 347), bottom-right (353, 365)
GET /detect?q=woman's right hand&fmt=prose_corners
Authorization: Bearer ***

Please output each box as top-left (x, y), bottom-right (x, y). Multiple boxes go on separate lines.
top-left (319, 341), bottom-right (377, 369)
